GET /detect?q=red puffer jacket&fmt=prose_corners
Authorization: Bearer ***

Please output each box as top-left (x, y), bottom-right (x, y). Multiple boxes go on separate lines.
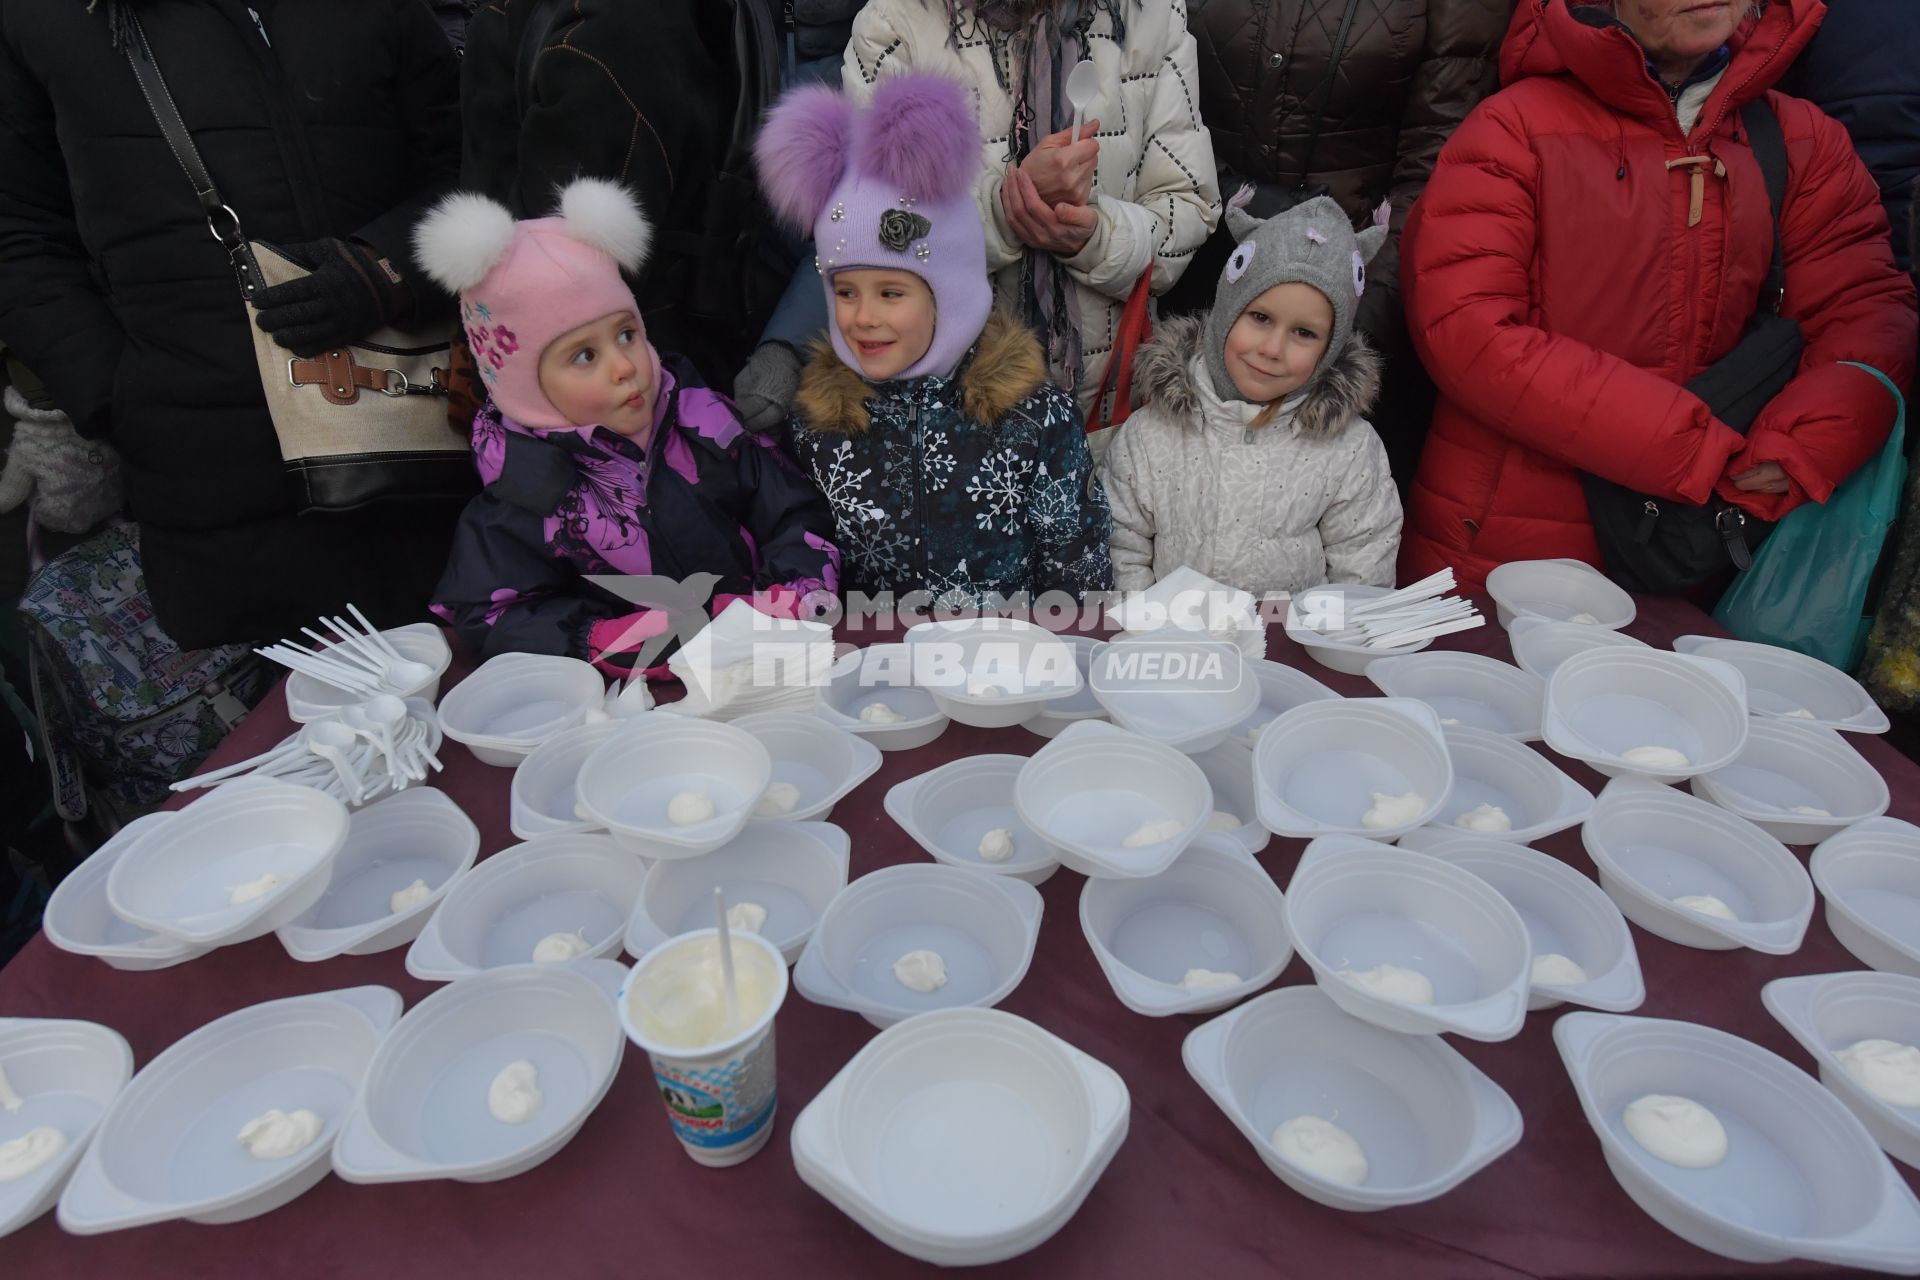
top-left (1399, 0), bottom-right (1917, 591)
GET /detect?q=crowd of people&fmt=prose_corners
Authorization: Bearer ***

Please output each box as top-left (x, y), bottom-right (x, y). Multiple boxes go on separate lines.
top-left (0, 0), bottom-right (1916, 828)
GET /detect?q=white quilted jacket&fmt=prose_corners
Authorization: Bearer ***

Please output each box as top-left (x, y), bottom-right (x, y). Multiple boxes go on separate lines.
top-left (1100, 315), bottom-right (1403, 596)
top-left (843, 0), bottom-right (1220, 414)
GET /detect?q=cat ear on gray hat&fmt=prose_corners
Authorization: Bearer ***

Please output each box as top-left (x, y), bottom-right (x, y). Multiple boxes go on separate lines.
top-left (1355, 199), bottom-right (1391, 265)
top-left (1222, 183), bottom-right (1264, 242)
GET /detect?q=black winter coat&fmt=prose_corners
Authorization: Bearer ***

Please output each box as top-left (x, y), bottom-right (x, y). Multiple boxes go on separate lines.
top-left (0, 0), bottom-right (463, 648)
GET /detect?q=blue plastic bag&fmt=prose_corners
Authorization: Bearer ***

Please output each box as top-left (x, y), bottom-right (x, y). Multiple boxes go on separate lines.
top-left (1713, 363), bottom-right (1907, 670)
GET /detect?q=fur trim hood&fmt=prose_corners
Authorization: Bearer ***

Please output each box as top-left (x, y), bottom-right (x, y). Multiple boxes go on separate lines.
top-left (1133, 313), bottom-right (1381, 438)
top-left (794, 309), bottom-right (1051, 435)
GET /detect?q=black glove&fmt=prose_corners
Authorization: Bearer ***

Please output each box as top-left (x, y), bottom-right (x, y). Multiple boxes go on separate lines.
top-left (253, 238), bottom-right (417, 357)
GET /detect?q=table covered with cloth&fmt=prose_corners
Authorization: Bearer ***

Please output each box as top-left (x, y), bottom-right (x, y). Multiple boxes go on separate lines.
top-left (4, 595), bottom-right (1918, 1279)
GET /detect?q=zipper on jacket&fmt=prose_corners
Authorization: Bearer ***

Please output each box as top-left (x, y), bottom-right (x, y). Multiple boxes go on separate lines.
top-left (1636, 499), bottom-right (1660, 544)
top-left (910, 398), bottom-right (930, 590)
top-left (245, 7), bottom-right (271, 46)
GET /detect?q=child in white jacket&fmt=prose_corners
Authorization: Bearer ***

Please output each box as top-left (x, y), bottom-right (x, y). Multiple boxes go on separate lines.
top-left (1101, 193), bottom-right (1404, 596)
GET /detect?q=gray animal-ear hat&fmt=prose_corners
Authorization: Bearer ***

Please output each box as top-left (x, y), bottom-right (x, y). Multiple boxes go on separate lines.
top-left (1203, 190), bottom-right (1390, 403)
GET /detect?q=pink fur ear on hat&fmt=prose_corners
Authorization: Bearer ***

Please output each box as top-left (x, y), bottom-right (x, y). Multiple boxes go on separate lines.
top-left (755, 83), bottom-right (856, 232)
top-left (854, 74), bottom-right (978, 204)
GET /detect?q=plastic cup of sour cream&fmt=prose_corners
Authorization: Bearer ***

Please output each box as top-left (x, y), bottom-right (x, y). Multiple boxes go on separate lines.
top-left (619, 928), bottom-right (789, 1166)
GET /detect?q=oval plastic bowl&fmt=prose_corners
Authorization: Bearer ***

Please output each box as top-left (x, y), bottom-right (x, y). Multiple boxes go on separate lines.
top-left (884, 754), bottom-right (1064, 885)
top-left (574, 714), bottom-right (770, 855)
top-left (1188, 742), bottom-right (1268, 855)
top-left (1284, 584), bottom-right (1433, 675)
top-left (1402, 833), bottom-right (1644, 1013)
top-left (903, 618), bottom-right (1080, 729)
top-left (435, 653), bottom-right (605, 766)
top-left (1087, 634), bottom-right (1260, 753)
top-left (1429, 724), bottom-right (1594, 846)
top-left (285, 622), bottom-right (453, 722)
top-left (1765, 972), bottom-right (1920, 1171)
top-left (1253, 697), bottom-right (1454, 840)
top-left (732, 711), bottom-right (882, 822)
top-left (1182, 985), bottom-right (1522, 1212)
top-left (1673, 634), bottom-right (1891, 733)
top-left (1542, 647), bottom-right (1749, 782)
top-left (1229, 658), bottom-right (1342, 749)
top-left (1365, 650), bottom-right (1547, 741)
top-left (792, 864), bottom-right (1043, 1028)
top-left (1486, 557), bottom-right (1636, 631)
top-left (1582, 777), bottom-right (1814, 954)
top-left (1690, 717), bottom-right (1890, 845)
top-left (276, 787), bottom-right (481, 962)
top-left (0, 1018), bottom-right (133, 1240)
top-left (405, 832), bottom-right (646, 981)
top-left (106, 782), bottom-right (350, 947)
top-left (1811, 818), bottom-right (1920, 977)
top-left (1508, 616), bottom-right (1651, 680)
top-left (57, 987), bottom-right (402, 1234)
top-left (1554, 1011), bottom-right (1920, 1273)
top-left (790, 1008), bottom-right (1129, 1268)
top-left (1026, 634), bottom-right (1112, 739)
top-left (1284, 836), bottom-right (1532, 1041)
top-left (815, 643), bottom-right (950, 751)
top-left (1079, 836), bottom-right (1291, 1015)
top-left (41, 812), bottom-right (209, 970)
top-left (624, 820), bottom-right (851, 964)
top-left (333, 963), bottom-right (625, 1185)
top-left (1013, 719), bottom-right (1213, 879)
top-left (509, 720), bottom-right (627, 840)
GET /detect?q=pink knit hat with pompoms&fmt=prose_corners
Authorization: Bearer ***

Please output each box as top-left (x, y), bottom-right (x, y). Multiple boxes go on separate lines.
top-left (756, 74), bottom-right (990, 382)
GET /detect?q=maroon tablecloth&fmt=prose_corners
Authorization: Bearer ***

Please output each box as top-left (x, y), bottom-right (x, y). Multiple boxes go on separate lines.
top-left (5, 597), bottom-right (1918, 1278)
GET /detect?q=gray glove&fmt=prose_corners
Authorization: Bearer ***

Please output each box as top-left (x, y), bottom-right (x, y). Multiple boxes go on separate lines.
top-left (733, 341), bottom-right (803, 435)
top-left (0, 384), bottom-right (123, 533)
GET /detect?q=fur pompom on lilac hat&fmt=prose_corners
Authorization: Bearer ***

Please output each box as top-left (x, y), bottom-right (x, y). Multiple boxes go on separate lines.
top-left (756, 74), bottom-right (990, 383)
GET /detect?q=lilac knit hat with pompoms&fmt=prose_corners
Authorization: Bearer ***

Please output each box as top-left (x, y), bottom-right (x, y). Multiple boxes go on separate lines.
top-left (756, 74), bottom-right (990, 383)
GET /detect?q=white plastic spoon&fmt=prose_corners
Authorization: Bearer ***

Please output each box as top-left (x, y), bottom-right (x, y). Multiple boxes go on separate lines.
top-left (1065, 59), bottom-right (1100, 142)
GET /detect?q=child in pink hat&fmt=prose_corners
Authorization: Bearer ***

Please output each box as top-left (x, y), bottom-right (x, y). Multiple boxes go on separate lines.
top-left (415, 178), bottom-right (840, 676)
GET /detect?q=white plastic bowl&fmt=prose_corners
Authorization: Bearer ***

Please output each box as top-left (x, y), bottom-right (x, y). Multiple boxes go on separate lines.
top-left (276, 787), bottom-right (481, 962)
top-left (1542, 647), bottom-right (1749, 782)
top-left (405, 832), bottom-right (646, 981)
top-left (1812, 818), bottom-right (1920, 976)
top-left (436, 653), bottom-right (606, 765)
top-left (791, 1008), bottom-right (1128, 1267)
top-left (1253, 697), bottom-right (1453, 840)
top-left (573, 714), bottom-right (770, 855)
top-left (0, 1018), bottom-right (132, 1240)
top-left (1766, 972), bottom-right (1920, 1170)
top-left (884, 754), bottom-right (1064, 885)
top-left (1188, 742), bottom-right (1267, 855)
top-left (1555, 1011), bottom-right (1920, 1272)
top-left (1582, 777), bottom-right (1814, 954)
top-left (1690, 718), bottom-right (1890, 844)
top-left (732, 711), bottom-right (882, 822)
top-left (903, 618), bottom-right (1080, 728)
top-left (1026, 634), bottom-right (1112, 739)
top-left (1405, 834), bottom-right (1644, 1013)
top-left (792, 864), bottom-right (1043, 1028)
top-left (1088, 634), bottom-right (1260, 753)
top-left (1013, 719), bottom-right (1213, 879)
top-left (1079, 836), bottom-right (1290, 1015)
top-left (1429, 724), bottom-right (1593, 845)
top-left (1183, 985), bottom-right (1522, 1212)
top-left (1285, 836), bottom-right (1532, 1041)
top-left (623, 820), bottom-right (851, 964)
top-left (1228, 658), bottom-right (1343, 753)
top-left (1674, 634), bottom-right (1891, 733)
top-left (1365, 650), bottom-right (1546, 740)
top-left (106, 782), bottom-right (349, 947)
top-left (815, 643), bottom-right (950, 751)
top-left (57, 987), bottom-right (401, 1233)
top-left (1486, 557), bottom-right (1635, 631)
top-left (285, 622), bottom-right (452, 721)
top-left (1508, 615), bottom-right (1651, 680)
top-left (1284, 584), bottom-right (1434, 674)
top-left (41, 813), bottom-right (209, 970)
top-left (509, 720), bottom-right (627, 840)
top-left (333, 963), bottom-right (625, 1185)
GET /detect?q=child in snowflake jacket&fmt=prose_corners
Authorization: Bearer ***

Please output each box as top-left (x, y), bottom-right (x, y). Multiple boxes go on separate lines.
top-left (756, 74), bottom-right (1112, 607)
top-left (415, 179), bottom-right (841, 676)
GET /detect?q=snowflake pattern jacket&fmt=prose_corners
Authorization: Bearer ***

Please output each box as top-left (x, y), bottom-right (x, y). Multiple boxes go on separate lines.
top-left (432, 356), bottom-right (841, 669)
top-left (784, 311), bottom-right (1114, 605)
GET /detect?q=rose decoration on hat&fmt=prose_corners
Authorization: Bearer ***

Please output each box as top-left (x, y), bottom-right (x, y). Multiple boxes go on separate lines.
top-left (878, 209), bottom-right (933, 253)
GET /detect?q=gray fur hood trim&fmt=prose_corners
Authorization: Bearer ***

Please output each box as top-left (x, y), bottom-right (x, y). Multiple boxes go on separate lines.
top-left (1132, 313), bottom-right (1382, 438)
top-left (4, 384), bottom-right (70, 424)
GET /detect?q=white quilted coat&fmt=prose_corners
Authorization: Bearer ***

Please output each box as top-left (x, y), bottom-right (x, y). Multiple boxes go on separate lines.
top-left (1100, 315), bottom-right (1403, 596)
top-left (843, 0), bottom-right (1221, 415)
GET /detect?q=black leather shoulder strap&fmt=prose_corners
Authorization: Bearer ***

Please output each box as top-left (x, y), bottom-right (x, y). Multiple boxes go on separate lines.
top-left (1740, 96), bottom-right (1790, 308)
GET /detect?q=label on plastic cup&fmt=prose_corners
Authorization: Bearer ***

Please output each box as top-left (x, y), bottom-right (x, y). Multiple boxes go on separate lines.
top-left (648, 1026), bottom-right (779, 1156)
